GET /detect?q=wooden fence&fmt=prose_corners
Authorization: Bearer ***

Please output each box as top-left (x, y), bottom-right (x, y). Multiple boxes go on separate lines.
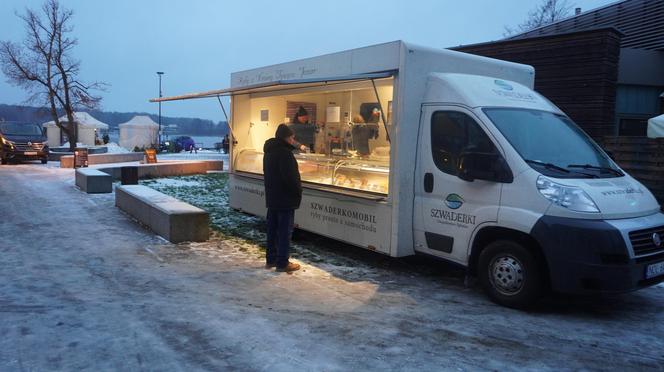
top-left (601, 136), bottom-right (664, 205)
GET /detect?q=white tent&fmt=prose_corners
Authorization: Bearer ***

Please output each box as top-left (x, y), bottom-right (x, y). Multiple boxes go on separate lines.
top-left (118, 115), bottom-right (159, 150)
top-left (43, 112), bottom-right (109, 147)
top-left (647, 114), bottom-right (664, 138)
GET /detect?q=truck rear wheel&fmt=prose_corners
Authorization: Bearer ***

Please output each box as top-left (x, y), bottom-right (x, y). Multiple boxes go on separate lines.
top-left (478, 240), bottom-right (543, 309)
top-left (41, 158), bottom-right (48, 164)
top-left (1, 157), bottom-right (6, 165)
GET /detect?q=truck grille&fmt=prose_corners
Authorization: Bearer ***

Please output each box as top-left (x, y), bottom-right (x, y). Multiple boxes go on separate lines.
top-left (13, 142), bottom-right (45, 151)
top-left (629, 225), bottom-right (664, 257)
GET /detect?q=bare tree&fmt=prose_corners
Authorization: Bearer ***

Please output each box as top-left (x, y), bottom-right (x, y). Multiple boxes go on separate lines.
top-left (504, 0), bottom-right (574, 37)
top-left (0, 0), bottom-right (105, 151)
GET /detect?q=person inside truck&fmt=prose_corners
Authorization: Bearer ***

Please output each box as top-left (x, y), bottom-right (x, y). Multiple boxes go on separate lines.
top-left (350, 114), bottom-right (379, 156)
top-left (287, 106), bottom-right (318, 153)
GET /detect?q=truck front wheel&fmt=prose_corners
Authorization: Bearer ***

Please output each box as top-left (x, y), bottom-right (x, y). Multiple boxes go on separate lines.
top-left (1, 157), bottom-right (6, 165)
top-left (478, 240), bottom-right (543, 309)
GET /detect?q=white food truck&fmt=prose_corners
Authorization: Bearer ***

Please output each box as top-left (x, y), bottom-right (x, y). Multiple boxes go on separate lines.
top-left (154, 41), bottom-right (664, 307)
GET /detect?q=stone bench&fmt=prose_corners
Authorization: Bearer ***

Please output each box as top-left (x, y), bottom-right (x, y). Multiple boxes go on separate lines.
top-left (115, 185), bottom-right (209, 243)
top-left (61, 152), bottom-right (145, 168)
top-left (75, 168), bottom-right (112, 193)
top-left (97, 160), bottom-right (223, 180)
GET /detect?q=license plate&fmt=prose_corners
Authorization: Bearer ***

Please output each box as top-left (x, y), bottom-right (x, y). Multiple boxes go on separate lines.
top-left (645, 261), bottom-right (664, 279)
top-left (23, 151), bottom-right (37, 156)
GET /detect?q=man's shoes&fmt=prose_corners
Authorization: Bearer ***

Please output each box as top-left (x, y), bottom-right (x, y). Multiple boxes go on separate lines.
top-left (265, 262), bottom-right (277, 269)
top-left (276, 262), bottom-right (300, 273)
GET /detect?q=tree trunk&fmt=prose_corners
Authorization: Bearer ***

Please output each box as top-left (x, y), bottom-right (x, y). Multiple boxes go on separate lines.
top-left (63, 123), bottom-right (76, 151)
top-left (64, 109), bottom-right (77, 151)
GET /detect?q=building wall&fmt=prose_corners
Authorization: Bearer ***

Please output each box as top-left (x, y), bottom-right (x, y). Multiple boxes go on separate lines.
top-left (615, 48), bottom-right (664, 135)
top-left (455, 28), bottom-right (622, 139)
top-left (616, 84), bottom-right (664, 135)
top-left (618, 48), bottom-right (664, 86)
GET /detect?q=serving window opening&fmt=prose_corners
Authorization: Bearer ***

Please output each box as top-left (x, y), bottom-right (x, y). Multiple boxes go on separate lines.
top-left (233, 77), bottom-right (394, 195)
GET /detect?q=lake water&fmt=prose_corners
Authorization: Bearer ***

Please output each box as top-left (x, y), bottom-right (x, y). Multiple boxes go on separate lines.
top-left (108, 131), bottom-right (225, 149)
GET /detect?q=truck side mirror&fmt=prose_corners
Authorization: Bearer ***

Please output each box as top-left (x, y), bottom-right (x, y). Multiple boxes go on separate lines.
top-left (458, 152), bottom-right (513, 183)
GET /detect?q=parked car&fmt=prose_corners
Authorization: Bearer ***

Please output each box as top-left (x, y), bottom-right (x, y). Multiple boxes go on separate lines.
top-left (174, 136), bottom-right (196, 152)
top-left (0, 121), bottom-right (49, 164)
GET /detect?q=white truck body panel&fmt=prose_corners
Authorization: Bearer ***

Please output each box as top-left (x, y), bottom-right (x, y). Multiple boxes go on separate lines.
top-left (230, 41), bottom-right (535, 257)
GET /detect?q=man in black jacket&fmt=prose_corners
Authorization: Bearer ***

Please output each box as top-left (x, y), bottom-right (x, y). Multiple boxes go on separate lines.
top-left (263, 124), bottom-right (302, 272)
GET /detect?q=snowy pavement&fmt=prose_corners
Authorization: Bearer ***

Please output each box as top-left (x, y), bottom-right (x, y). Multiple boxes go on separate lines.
top-left (1, 163), bottom-right (664, 371)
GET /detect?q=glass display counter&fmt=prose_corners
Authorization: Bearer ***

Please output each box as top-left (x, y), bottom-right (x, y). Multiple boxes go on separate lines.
top-left (234, 148), bottom-right (264, 174)
top-left (329, 158), bottom-right (389, 194)
top-left (234, 148), bottom-right (389, 195)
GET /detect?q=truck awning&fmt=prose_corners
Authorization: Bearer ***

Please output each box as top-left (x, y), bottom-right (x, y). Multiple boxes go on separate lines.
top-left (149, 71), bottom-right (395, 102)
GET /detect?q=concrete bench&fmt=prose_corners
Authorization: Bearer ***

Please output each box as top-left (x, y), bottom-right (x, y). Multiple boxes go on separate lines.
top-left (115, 185), bottom-right (209, 243)
top-left (75, 168), bottom-right (112, 193)
top-left (61, 152), bottom-right (144, 168)
top-left (97, 160), bottom-right (223, 180)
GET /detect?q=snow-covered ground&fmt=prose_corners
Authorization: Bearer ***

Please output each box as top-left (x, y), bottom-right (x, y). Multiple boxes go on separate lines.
top-left (104, 142), bottom-right (131, 153)
top-left (2, 164), bottom-right (664, 371)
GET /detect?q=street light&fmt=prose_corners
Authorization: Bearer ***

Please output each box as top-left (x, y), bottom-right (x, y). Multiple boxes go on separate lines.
top-left (157, 71), bottom-right (164, 147)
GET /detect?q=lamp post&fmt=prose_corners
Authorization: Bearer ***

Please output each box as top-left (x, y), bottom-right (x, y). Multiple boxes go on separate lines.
top-left (157, 71), bottom-right (164, 147)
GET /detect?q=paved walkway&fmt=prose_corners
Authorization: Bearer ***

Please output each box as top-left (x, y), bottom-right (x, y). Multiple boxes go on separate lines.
top-left (1, 163), bottom-right (664, 371)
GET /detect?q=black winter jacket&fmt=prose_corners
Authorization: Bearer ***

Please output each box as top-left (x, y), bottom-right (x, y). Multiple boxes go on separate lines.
top-left (263, 138), bottom-right (302, 209)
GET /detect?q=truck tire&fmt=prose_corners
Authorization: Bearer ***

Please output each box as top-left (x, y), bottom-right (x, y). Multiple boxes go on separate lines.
top-left (1, 157), bottom-right (6, 165)
top-left (478, 240), bottom-right (543, 309)
top-left (41, 158), bottom-right (48, 164)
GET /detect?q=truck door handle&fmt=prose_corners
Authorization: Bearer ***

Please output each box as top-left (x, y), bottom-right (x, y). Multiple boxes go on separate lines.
top-left (424, 173), bottom-right (434, 193)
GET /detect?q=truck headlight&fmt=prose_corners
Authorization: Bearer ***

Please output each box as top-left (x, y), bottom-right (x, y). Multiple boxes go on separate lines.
top-left (536, 176), bottom-right (600, 213)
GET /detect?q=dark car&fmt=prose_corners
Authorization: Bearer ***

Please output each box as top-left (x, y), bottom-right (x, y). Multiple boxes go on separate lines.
top-left (0, 122), bottom-right (49, 164)
top-left (174, 136), bottom-right (196, 152)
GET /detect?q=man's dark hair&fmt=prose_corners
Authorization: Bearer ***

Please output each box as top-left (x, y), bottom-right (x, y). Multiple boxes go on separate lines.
top-left (275, 123), bottom-right (294, 140)
top-left (293, 106), bottom-right (309, 123)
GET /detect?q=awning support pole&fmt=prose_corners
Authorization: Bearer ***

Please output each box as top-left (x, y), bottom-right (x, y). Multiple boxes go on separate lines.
top-left (216, 95), bottom-right (236, 141)
top-left (216, 95), bottom-right (229, 121)
top-left (371, 79), bottom-right (391, 143)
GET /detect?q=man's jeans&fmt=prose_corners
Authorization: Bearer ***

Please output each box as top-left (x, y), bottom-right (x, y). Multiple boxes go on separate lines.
top-left (266, 208), bottom-right (295, 267)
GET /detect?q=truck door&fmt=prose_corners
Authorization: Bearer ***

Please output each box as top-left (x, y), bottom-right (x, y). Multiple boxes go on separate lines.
top-left (413, 105), bottom-right (504, 265)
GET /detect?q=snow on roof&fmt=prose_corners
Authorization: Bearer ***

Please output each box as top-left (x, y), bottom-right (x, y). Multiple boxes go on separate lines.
top-left (43, 112), bottom-right (109, 129)
top-left (119, 115), bottom-right (159, 128)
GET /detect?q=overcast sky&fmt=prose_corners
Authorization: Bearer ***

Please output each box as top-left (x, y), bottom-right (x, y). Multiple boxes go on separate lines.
top-left (0, 0), bottom-right (616, 122)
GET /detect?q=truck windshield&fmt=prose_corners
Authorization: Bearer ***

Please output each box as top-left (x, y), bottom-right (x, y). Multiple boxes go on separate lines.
top-left (0, 123), bottom-right (43, 136)
top-left (483, 108), bottom-right (622, 178)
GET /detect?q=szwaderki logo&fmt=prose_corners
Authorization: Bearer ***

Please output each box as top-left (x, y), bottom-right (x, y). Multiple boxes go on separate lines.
top-left (445, 194), bottom-right (464, 209)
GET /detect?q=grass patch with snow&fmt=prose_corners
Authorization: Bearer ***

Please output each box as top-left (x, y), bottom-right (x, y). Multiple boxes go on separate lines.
top-left (141, 174), bottom-right (459, 280)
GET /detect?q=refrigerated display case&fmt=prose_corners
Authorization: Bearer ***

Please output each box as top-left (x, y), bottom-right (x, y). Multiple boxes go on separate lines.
top-left (330, 158), bottom-right (389, 194)
top-left (234, 148), bottom-right (389, 195)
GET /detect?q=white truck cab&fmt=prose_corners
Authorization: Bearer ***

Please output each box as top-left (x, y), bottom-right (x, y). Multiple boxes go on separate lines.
top-left (414, 73), bottom-right (664, 307)
top-left (154, 41), bottom-right (664, 308)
